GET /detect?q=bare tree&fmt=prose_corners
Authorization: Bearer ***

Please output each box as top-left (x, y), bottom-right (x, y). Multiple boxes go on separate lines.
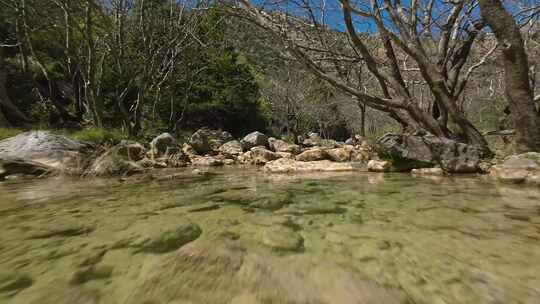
top-left (235, 0), bottom-right (501, 152)
top-left (479, 0), bottom-right (540, 152)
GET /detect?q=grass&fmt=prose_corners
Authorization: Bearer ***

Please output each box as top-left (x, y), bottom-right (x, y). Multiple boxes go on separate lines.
top-left (0, 128), bottom-right (25, 141)
top-left (68, 128), bottom-right (127, 144)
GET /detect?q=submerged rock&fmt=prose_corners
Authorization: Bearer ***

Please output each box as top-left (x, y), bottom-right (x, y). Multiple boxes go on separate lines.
top-left (119, 218), bottom-right (202, 253)
top-left (188, 202), bottom-right (221, 212)
top-left (261, 226), bottom-right (304, 252)
top-left (249, 196), bottom-right (289, 211)
top-left (0, 131), bottom-right (93, 176)
top-left (127, 238), bottom-right (408, 304)
top-left (11, 281), bottom-right (100, 304)
top-left (0, 272), bottom-right (33, 295)
top-left (25, 221), bottom-right (93, 239)
top-left (377, 133), bottom-right (483, 173)
top-left (241, 131), bottom-right (268, 150)
top-left (279, 202), bottom-right (346, 215)
top-left (264, 158), bottom-right (354, 173)
top-left (69, 265), bottom-right (113, 285)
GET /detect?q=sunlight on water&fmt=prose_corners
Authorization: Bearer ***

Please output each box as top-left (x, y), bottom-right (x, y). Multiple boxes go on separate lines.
top-left (1, 168), bottom-right (539, 304)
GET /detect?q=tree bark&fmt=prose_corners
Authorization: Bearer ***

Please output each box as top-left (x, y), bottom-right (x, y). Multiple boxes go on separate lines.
top-left (0, 48), bottom-right (30, 126)
top-left (479, 0), bottom-right (540, 152)
top-left (0, 107), bottom-right (10, 127)
top-left (85, 0), bottom-right (103, 127)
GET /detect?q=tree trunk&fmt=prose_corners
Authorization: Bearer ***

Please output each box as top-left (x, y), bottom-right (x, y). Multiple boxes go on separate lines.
top-left (479, 0), bottom-right (540, 152)
top-left (85, 0), bottom-right (103, 127)
top-left (359, 103), bottom-right (366, 137)
top-left (0, 48), bottom-right (30, 126)
top-left (0, 108), bottom-right (10, 127)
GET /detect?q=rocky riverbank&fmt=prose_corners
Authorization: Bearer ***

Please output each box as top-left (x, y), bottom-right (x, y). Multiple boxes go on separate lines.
top-left (0, 129), bottom-right (539, 187)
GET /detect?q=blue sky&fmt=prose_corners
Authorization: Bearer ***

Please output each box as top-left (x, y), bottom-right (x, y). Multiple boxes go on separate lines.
top-left (248, 0), bottom-right (537, 34)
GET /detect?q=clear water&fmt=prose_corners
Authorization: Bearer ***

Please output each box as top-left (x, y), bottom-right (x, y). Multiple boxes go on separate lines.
top-left (1, 168), bottom-right (539, 304)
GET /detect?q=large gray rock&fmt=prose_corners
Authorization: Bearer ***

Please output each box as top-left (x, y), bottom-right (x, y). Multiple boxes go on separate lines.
top-left (0, 131), bottom-right (93, 176)
top-left (377, 133), bottom-right (484, 173)
top-left (268, 138), bottom-right (301, 154)
top-left (241, 131), bottom-right (268, 150)
top-left (190, 128), bottom-right (233, 155)
top-left (0, 158), bottom-right (54, 179)
top-left (218, 140), bottom-right (243, 156)
top-left (149, 133), bottom-right (177, 158)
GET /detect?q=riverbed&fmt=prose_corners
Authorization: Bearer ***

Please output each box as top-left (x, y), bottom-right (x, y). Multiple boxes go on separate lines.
top-left (1, 168), bottom-right (539, 303)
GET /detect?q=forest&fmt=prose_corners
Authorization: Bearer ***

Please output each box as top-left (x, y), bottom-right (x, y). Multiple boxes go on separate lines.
top-left (0, 0), bottom-right (538, 153)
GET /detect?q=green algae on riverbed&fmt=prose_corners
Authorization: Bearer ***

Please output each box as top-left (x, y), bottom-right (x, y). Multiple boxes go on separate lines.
top-left (0, 168), bottom-right (539, 303)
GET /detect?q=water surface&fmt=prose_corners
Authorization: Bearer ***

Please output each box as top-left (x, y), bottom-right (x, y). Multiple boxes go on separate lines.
top-left (1, 168), bottom-right (539, 303)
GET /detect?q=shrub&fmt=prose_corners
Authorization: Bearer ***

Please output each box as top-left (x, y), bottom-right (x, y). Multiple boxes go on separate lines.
top-left (69, 128), bottom-right (126, 144)
top-left (0, 128), bottom-right (24, 141)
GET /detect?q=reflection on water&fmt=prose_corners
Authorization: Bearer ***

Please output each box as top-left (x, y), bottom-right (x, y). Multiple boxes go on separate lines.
top-left (0, 168), bottom-right (539, 304)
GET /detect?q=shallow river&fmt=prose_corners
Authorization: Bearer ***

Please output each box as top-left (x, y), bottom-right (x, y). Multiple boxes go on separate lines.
top-left (1, 168), bottom-right (539, 304)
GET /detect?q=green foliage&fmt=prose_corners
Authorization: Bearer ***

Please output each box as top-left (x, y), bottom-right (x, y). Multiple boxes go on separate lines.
top-left (0, 128), bottom-right (24, 141)
top-left (180, 50), bottom-right (266, 136)
top-left (69, 128), bottom-right (126, 144)
top-left (149, 6), bottom-right (268, 136)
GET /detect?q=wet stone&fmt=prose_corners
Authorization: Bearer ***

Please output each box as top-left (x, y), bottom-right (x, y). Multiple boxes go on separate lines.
top-left (127, 239), bottom-right (408, 304)
top-left (70, 265), bottom-right (114, 285)
top-left (119, 218), bottom-right (202, 253)
top-left (261, 226), bottom-right (304, 252)
top-left (249, 196), bottom-right (290, 211)
top-left (0, 272), bottom-right (33, 295)
top-left (25, 222), bottom-right (94, 239)
top-left (278, 202), bottom-right (346, 215)
top-left (187, 203), bottom-right (221, 212)
top-left (11, 282), bottom-right (100, 304)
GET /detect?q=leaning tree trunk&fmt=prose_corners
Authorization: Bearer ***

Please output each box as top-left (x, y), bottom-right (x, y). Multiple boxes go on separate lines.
top-left (479, 0), bottom-right (540, 152)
